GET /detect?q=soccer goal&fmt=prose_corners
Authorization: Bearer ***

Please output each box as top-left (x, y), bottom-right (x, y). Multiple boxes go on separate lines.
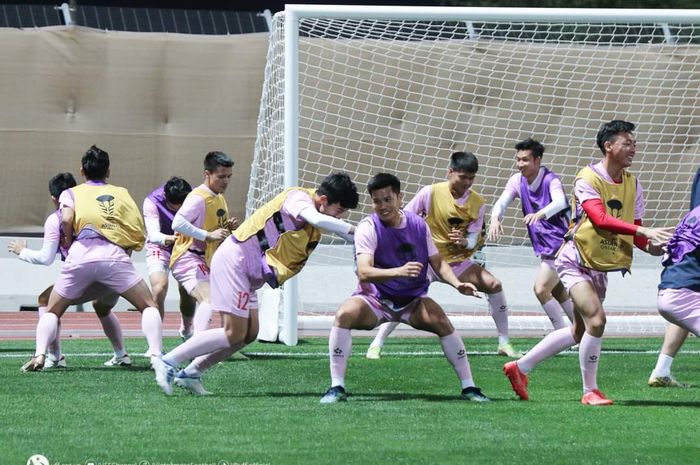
top-left (250, 5), bottom-right (700, 345)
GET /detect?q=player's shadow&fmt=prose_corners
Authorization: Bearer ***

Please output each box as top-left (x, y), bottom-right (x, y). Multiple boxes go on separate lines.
top-left (236, 391), bottom-right (505, 402)
top-left (617, 399), bottom-right (700, 408)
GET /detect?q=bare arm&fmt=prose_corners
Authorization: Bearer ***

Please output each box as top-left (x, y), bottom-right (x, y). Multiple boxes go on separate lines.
top-left (356, 253), bottom-right (423, 283)
top-left (428, 253), bottom-right (479, 297)
top-left (61, 206), bottom-right (75, 249)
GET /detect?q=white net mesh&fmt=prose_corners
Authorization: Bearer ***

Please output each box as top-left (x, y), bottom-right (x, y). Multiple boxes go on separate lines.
top-left (250, 11), bottom-right (700, 334)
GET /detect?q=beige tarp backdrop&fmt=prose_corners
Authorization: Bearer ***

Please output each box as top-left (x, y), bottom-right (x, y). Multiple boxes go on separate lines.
top-left (0, 27), bottom-right (267, 233)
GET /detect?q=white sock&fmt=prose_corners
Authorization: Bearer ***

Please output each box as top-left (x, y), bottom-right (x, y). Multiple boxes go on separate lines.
top-left (652, 353), bottom-right (674, 378)
top-left (369, 321), bottom-right (400, 349)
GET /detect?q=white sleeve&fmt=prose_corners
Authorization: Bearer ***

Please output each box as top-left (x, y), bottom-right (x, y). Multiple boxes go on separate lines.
top-left (540, 193), bottom-right (569, 219)
top-left (145, 217), bottom-right (169, 246)
top-left (465, 231), bottom-right (480, 250)
top-left (18, 238), bottom-right (59, 266)
top-left (172, 213), bottom-right (208, 242)
top-left (299, 207), bottom-right (353, 236)
top-left (491, 190), bottom-right (517, 221)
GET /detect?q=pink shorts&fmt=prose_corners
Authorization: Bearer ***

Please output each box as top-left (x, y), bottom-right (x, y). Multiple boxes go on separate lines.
top-left (210, 238), bottom-right (264, 319)
top-left (53, 259), bottom-right (142, 301)
top-left (657, 288), bottom-right (700, 337)
top-left (69, 282), bottom-right (120, 307)
top-left (427, 259), bottom-right (476, 283)
top-left (555, 242), bottom-right (608, 302)
top-left (541, 257), bottom-right (556, 271)
top-left (146, 245), bottom-right (171, 275)
top-left (171, 251), bottom-right (209, 294)
top-left (354, 293), bottom-right (424, 325)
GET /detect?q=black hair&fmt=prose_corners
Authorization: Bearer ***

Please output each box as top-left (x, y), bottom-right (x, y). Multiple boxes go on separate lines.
top-left (82, 145), bottom-right (110, 180)
top-left (367, 172), bottom-right (401, 195)
top-left (596, 120), bottom-right (635, 155)
top-left (48, 172), bottom-right (77, 198)
top-left (514, 138), bottom-right (545, 159)
top-left (164, 176), bottom-right (192, 204)
top-left (204, 151), bottom-right (234, 171)
top-left (316, 172), bottom-right (359, 209)
top-left (449, 151), bottom-right (479, 173)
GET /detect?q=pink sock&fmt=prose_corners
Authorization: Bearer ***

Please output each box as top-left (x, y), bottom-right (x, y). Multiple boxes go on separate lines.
top-left (186, 341), bottom-right (246, 375)
top-left (542, 298), bottom-right (567, 330)
top-left (329, 326), bottom-right (352, 387)
top-left (141, 307), bottom-right (162, 356)
top-left (579, 332), bottom-right (602, 393)
top-left (487, 291), bottom-right (509, 341)
top-left (163, 327), bottom-right (231, 367)
top-left (99, 312), bottom-right (125, 354)
top-left (369, 321), bottom-right (399, 348)
top-left (193, 302), bottom-right (213, 334)
top-left (561, 299), bottom-right (574, 322)
top-left (440, 332), bottom-right (474, 388)
top-left (48, 318), bottom-right (62, 357)
top-left (517, 327), bottom-right (576, 374)
top-left (35, 313), bottom-right (58, 357)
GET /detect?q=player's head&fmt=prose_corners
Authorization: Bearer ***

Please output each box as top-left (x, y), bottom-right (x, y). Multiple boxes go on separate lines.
top-left (367, 173), bottom-right (403, 224)
top-left (316, 172), bottom-right (359, 218)
top-left (596, 120), bottom-right (636, 156)
top-left (203, 151), bottom-right (234, 194)
top-left (514, 138), bottom-right (544, 179)
top-left (447, 151), bottom-right (478, 197)
top-left (48, 172), bottom-right (77, 200)
top-left (81, 145), bottom-right (110, 181)
top-left (163, 176), bottom-right (192, 210)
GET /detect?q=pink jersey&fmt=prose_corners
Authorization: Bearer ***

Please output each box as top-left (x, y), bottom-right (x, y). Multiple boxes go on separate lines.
top-left (354, 212), bottom-right (439, 257)
top-left (58, 182), bottom-right (131, 265)
top-left (405, 185), bottom-right (485, 234)
top-left (574, 161), bottom-right (645, 219)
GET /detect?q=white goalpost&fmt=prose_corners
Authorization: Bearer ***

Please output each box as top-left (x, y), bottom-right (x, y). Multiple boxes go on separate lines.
top-left (250, 5), bottom-right (700, 345)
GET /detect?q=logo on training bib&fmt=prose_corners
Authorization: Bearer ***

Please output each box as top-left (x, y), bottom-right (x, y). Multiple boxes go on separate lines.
top-left (606, 199), bottom-right (623, 218)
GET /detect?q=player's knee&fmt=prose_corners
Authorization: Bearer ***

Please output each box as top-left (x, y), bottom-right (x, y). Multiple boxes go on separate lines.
top-left (488, 279), bottom-right (503, 293)
top-left (533, 283), bottom-right (549, 300)
top-left (334, 307), bottom-right (357, 328)
top-left (151, 282), bottom-right (168, 299)
top-left (587, 314), bottom-right (606, 335)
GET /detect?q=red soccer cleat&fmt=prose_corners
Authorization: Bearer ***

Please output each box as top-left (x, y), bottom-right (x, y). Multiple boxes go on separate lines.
top-left (503, 361), bottom-right (529, 400)
top-left (581, 389), bottom-right (614, 406)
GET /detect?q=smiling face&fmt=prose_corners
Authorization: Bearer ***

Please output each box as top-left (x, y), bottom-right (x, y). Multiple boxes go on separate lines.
top-left (204, 166), bottom-right (233, 194)
top-left (605, 132), bottom-right (636, 169)
top-left (447, 169), bottom-right (476, 198)
top-left (515, 149), bottom-right (541, 182)
top-left (370, 186), bottom-right (403, 226)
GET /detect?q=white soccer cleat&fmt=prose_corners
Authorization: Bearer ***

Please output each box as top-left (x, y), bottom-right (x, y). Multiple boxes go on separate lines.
top-left (648, 375), bottom-right (689, 388)
top-left (174, 373), bottom-right (213, 396)
top-left (103, 353), bottom-right (132, 367)
top-left (152, 356), bottom-right (176, 396)
top-left (366, 346), bottom-right (381, 360)
top-left (44, 354), bottom-right (67, 369)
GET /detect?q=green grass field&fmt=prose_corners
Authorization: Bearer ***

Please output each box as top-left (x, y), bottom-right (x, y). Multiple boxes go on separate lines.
top-left (3, 336), bottom-right (699, 465)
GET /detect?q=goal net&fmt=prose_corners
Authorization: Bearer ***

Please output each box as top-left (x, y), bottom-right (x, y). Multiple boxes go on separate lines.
top-left (250, 6), bottom-right (700, 342)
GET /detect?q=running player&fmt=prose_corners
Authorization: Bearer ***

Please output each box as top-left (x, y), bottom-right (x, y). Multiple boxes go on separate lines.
top-left (143, 177), bottom-right (196, 339)
top-left (488, 138), bottom-right (574, 330)
top-left (153, 172), bottom-right (359, 395)
top-left (21, 146), bottom-right (161, 371)
top-left (503, 120), bottom-right (673, 405)
top-left (366, 151), bottom-right (520, 359)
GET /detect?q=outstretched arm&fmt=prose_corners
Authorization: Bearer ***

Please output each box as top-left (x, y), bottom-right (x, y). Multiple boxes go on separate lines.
top-left (428, 253), bottom-right (479, 297)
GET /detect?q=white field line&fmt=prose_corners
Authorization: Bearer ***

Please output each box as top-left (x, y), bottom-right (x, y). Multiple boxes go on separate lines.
top-left (2, 349), bottom-right (700, 359)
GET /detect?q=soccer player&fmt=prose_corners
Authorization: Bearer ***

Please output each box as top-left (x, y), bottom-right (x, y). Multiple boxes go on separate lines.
top-left (652, 205), bottom-right (700, 383)
top-left (487, 138), bottom-right (574, 330)
top-left (21, 146), bottom-right (162, 372)
top-left (322, 172), bottom-right (489, 403)
top-left (647, 167), bottom-right (700, 388)
top-left (168, 152), bottom-right (238, 341)
top-left (153, 172), bottom-right (359, 395)
top-left (9, 172), bottom-right (130, 369)
top-left (503, 120), bottom-right (673, 405)
top-left (366, 151), bottom-right (520, 360)
top-left (143, 177), bottom-right (196, 339)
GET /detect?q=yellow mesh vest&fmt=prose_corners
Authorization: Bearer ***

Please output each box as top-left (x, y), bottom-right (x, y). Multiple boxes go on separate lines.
top-left (570, 166), bottom-right (636, 272)
top-left (170, 187), bottom-right (229, 267)
top-left (233, 188), bottom-right (321, 286)
top-left (426, 182), bottom-right (484, 264)
top-left (72, 183), bottom-right (145, 251)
